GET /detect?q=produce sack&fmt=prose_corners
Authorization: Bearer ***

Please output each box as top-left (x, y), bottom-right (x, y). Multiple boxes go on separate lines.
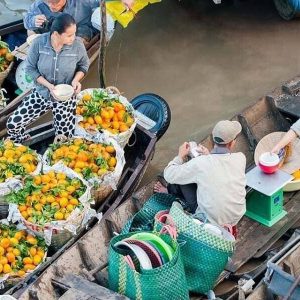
top-left (43, 136), bottom-right (125, 205)
top-left (0, 41), bottom-right (14, 87)
top-left (0, 140), bottom-right (42, 218)
top-left (6, 164), bottom-right (99, 248)
top-left (0, 221), bottom-right (47, 289)
top-left (75, 87), bottom-right (137, 148)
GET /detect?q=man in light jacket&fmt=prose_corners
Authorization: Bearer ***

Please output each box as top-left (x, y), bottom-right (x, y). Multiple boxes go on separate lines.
top-left (156, 120), bottom-right (247, 227)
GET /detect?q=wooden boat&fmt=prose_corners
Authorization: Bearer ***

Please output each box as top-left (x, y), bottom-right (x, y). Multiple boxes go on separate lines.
top-left (5, 76), bottom-right (300, 299)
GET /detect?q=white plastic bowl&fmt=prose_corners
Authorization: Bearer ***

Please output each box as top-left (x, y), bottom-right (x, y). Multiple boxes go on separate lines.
top-left (53, 84), bottom-right (74, 101)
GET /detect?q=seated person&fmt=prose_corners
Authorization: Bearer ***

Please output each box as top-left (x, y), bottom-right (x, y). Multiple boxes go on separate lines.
top-left (24, 0), bottom-right (134, 44)
top-left (24, 0), bottom-right (99, 44)
top-left (272, 119), bottom-right (300, 154)
top-left (155, 120), bottom-right (247, 228)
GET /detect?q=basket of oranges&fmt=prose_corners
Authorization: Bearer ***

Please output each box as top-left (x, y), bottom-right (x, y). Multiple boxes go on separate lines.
top-left (75, 87), bottom-right (136, 148)
top-left (0, 223), bottom-right (46, 289)
top-left (43, 136), bottom-right (125, 207)
top-left (0, 140), bottom-right (42, 219)
top-left (0, 41), bottom-right (14, 88)
top-left (6, 165), bottom-right (92, 251)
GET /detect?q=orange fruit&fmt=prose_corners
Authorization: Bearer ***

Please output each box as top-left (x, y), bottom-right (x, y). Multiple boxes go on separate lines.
top-left (23, 257), bottom-right (33, 265)
top-left (0, 238), bottom-right (10, 249)
top-left (3, 263), bottom-right (11, 274)
top-left (19, 205), bottom-right (27, 212)
top-left (69, 198), bottom-right (79, 206)
top-left (51, 202), bottom-right (60, 210)
top-left (59, 198), bottom-right (68, 208)
top-left (24, 264), bottom-right (36, 271)
top-left (66, 186), bottom-right (76, 194)
top-left (0, 257), bottom-right (8, 265)
top-left (27, 237), bottom-right (37, 246)
top-left (33, 255), bottom-right (42, 266)
top-left (29, 247), bottom-right (37, 257)
top-left (0, 264), bottom-right (3, 273)
top-left (41, 174), bottom-right (51, 184)
top-left (13, 248), bottom-right (21, 256)
top-left (9, 237), bottom-right (19, 246)
top-left (105, 146), bottom-right (115, 154)
top-left (37, 249), bottom-right (45, 258)
top-left (18, 270), bottom-right (26, 276)
top-left (6, 252), bottom-right (15, 263)
top-left (34, 203), bottom-right (43, 212)
top-left (66, 204), bottom-right (74, 212)
top-left (54, 211), bottom-right (64, 220)
top-left (14, 231), bottom-right (23, 241)
top-left (6, 247), bottom-right (13, 253)
top-left (101, 109), bottom-right (110, 119)
top-left (112, 121), bottom-right (120, 130)
top-left (0, 246), bottom-right (4, 256)
top-left (117, 110), bottom-right (126, 121)
top-left (82, 94), bottom-right (92, 101)
top-left (108, 157), bottom-right (117, 167)
top-left (73, 139), bottom-right (83, 147)
top-left (87, 117), bottom-right (95, 125)
top-left (94, 115), bottom-right (102, 125)
top-left (119, 123), bottom-right (129, 132)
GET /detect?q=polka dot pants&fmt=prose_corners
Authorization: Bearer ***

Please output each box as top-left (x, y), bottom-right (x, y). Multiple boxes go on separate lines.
top-left (7, 89), bottom-right (77, 143)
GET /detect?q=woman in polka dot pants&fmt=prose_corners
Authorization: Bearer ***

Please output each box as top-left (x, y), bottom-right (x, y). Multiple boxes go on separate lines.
top-left (7, 13), bottom-right (89, 143)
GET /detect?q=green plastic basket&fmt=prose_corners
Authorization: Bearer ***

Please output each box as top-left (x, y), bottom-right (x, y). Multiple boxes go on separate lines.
top-left (108, 231), bottom-right (189, 300)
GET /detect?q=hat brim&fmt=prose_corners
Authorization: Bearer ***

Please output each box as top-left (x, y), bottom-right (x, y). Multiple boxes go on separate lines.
top-left (254, 132), bottom-right (300, 174)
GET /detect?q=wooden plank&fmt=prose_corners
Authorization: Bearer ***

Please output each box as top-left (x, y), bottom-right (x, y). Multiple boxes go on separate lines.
top-left (53, 274), bottom-right (129, 299)
top-left (59, 288), bottom-right (95, 300)
top-left (226, 191), bottom-right (300, 272)
top-left (276, 95), bottom-right (300, 119)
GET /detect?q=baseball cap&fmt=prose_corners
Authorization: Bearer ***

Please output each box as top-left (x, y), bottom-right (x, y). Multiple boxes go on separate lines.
top-left (212, 120), bottom-right (242, 144)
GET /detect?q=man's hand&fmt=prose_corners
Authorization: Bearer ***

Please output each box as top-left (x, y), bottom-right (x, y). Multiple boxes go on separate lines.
top-left (122, 0), bottom-right (134, 9)
top-left (71, 80), bottom-right (81, 94)
top-left (178, 142), bottom-right (190, 160)
top-left (197, 144), bottom-right (210, 155)
top-left (35, 15), bottom-right (46, 27)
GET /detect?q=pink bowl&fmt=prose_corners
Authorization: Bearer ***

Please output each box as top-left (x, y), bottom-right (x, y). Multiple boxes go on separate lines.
top-left (258, 152), bottom-right (280, 174)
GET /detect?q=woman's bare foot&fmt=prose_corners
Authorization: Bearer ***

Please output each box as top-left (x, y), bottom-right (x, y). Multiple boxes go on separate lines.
top-left (154, 181), bottom-right (168, 194)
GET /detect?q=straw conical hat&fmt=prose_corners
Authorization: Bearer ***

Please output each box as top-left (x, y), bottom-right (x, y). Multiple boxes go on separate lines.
top-left (254, 132), bottom-right (300, 174)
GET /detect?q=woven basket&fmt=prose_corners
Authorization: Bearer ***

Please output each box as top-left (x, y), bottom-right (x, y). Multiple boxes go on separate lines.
top-left (0, 62), bottom-right (13, 87)
top-left (49, 229), bottom-right (73, 252)
top-left (109, 231), bottom-right (189, 300)
top-left (168, 202), bottom-right (234, 293)
top-left (92, 185), bottom-right (113, 208)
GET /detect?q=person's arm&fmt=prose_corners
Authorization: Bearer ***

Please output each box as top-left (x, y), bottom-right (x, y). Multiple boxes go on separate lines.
top-left (164, 142), bottom-right (200, 185)
top-left (272, 119), bottom-right (300, 153)
top-left (26, 39), bottom-right (54, 92)
top-left (23, 2), bottom-right (45, 31)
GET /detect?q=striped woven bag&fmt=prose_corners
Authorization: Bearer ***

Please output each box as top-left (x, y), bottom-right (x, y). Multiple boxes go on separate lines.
top-left (155, 202), bottom-right (235, 294)
top-left (108, 231), bottom-right (189, 300)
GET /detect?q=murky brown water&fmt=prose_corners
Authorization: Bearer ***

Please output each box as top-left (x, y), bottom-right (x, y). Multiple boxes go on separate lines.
top-left (84, 0), bottom-right (300, 184)
top-left (0, 0), bottom-right (33, 27)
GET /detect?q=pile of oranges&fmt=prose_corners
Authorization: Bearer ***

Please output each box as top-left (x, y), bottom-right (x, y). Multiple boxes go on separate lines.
top-left (0, 224), bottom-right (46, 277)
top-left (6, 171), bottom-right (86, 224)
top-left (0, 41), bottom-right (14, 72)
top-left (76, 90), bottom-right (135, 135)
top-left (0, 140), bottom-right (39, 183)
top-left (47, 138), bottom-right (117, 180)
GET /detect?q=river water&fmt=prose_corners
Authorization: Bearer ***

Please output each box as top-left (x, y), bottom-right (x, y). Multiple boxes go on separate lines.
top-left (84, 0), bottom-right (300, 184)
top-left (0, 0), bottom-right (33, 27)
